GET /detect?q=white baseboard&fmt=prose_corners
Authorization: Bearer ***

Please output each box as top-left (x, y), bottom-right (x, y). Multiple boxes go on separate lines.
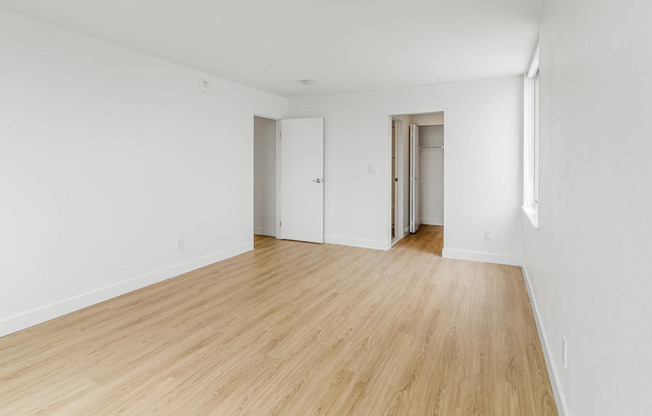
top-left (254, 227), bottom-right (276, 237)
top-left (522, 266), bottom-right (569, 416)
top-left (403, 227), bottom-right (409, 236)
top-left (324, 235), bottom-right (390, 251)
top-left (442, 248), bottom-right (522, 266)
top-left (421, 217), bottom-right (443, 226)
top-left (0, 242), bottom-right (252, 338)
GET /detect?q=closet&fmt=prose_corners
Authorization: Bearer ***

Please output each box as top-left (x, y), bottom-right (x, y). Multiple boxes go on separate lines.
top-left (408, 117), bottom-right (444, 233)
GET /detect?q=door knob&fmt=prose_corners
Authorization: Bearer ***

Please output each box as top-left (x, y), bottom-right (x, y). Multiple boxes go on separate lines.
top-left (311, 178), bottom-right (322, 183)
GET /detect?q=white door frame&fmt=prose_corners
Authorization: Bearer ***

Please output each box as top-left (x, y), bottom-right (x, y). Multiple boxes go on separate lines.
top-left (390, 117), bottom-right (403, 245)
top-left (275, 118), bottom-right (282, 239)
top-left (253, 114), bottom-right (324, 243)
top-left (409, 123), bottom-right (420, 233)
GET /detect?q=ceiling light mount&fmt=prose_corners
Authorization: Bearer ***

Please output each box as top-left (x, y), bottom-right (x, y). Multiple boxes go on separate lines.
top-left (198, 78), bottom-right (210, 93)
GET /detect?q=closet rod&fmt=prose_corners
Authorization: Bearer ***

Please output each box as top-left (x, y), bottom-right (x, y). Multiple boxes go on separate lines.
top-left (419, 146), bottom-right (444, 149)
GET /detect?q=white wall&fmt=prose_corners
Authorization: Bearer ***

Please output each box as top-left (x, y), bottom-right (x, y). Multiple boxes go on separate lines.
top-left (419, 125), bottom-right (445, 147)
top-left (254, 116), bottom-right (277, 237)
top-left (419, 125), bottom-right (445, 226)
top-left (0, 10), bottom-right (286, 337)
top-left (522, 0), bottom-right (652, 415)
top-left (286, 76), bottom-right (523, 264)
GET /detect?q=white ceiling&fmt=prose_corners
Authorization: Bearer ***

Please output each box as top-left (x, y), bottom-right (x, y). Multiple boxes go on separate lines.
top-left (0, 0), bottom-right (544, 97)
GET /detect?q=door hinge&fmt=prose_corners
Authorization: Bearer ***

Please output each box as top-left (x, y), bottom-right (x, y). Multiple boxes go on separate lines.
top-left (280, 221), bottom-right (282, 227)
top-left (280, 131), bottom-right (282, 138)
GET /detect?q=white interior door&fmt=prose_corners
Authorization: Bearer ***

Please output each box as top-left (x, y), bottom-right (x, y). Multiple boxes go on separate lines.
top-left (409, 124), bottom-right (420, 233)
top-left (279, 117), bottom-right (324, 243)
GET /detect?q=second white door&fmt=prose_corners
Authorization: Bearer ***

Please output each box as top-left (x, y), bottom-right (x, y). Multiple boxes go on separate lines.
top-left (279, 117), bottom-right (324, 243)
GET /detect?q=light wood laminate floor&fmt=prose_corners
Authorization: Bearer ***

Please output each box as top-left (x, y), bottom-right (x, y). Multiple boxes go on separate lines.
top-left (0, 225), bottom-right (557, 415)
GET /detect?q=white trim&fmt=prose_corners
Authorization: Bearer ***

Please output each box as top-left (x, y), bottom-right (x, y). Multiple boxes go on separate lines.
top-left (390, 117), bottom-right (404, 244)
top-left (442, 248), bottom-right (522, 266)
top-left (275, 119), bottom-right (283, 239)
top-left (386, 116), bottom-right (392, 244)
top-left (524, 45), bottom-right (540, 212)
top-left (527, 41), bottom-right (540, 78)
top-left (403, 227), bottom-right (409, 236)
top-left (254, 227), bottom-right (276, 237)
top-left (522, 266), bottom-right (569, 416)
top-left (522, 205), bottom-right (539, 230)
top-left (0, 242), bottom-right (252, 338)
top-left (421, 217), bottom-right (444, 226)
top-left (324, 234), bottom-right (390, 251)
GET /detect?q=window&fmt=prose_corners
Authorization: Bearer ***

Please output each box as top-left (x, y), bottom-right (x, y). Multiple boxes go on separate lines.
top-left (523, 43), bottom-right (540, 229)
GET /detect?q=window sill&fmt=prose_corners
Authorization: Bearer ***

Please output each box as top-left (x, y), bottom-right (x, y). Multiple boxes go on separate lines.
top-left (522, 204), bottom-right (539, 230)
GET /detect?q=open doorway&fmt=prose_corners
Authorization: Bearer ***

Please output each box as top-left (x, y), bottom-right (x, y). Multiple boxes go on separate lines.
top-left (254, 115), bottom-right (325, 246)
top-left (389, 112), bottom-right (444, 255)
top-left (254, 116), bottom-right (277, 241)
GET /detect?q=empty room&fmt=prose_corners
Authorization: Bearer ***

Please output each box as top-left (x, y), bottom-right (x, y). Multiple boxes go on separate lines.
top-left (1, 1), bottom-right (650, 415)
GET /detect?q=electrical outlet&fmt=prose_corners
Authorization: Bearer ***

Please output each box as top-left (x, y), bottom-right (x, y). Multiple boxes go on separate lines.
top-left (177, 238), bottom-right (185, 250)
top-left (562, 336), bottom-right (568, 369)
top-left (483, 230), bottom-right (491, 240)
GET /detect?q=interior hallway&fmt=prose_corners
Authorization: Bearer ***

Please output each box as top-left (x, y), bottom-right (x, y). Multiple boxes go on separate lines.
top-left (0, 231), bottom-right (556, 415)
top-left (399, 224), bottom-right (444, 256)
